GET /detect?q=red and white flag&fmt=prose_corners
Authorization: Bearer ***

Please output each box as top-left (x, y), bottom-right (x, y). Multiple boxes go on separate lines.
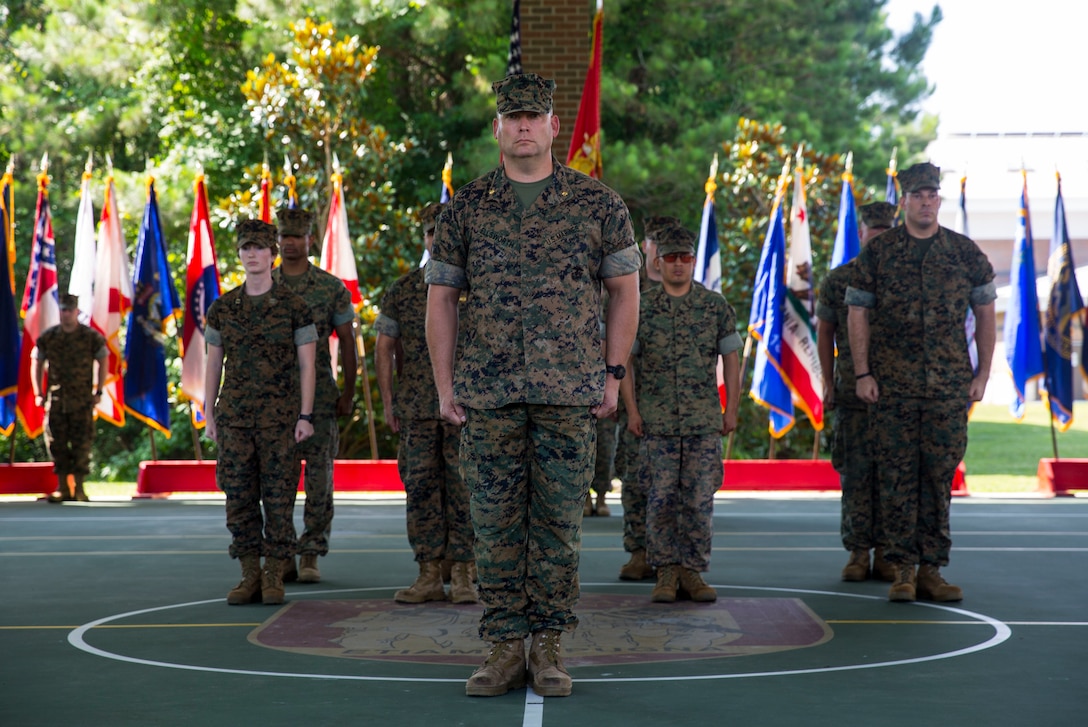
top-left (68, 166), bottom-right (97, 326)
top-left (91, 175), bottom-right (132, 426)
top-left (782, 153), bottom-right (823, 430)
top-left (320, 171), bottom-right (362, 311)
top-left (319, 170), bottom-right (361, 367)
top-left (15, 166), bottom-right (59, 438)
top-left (180, 174), bottom-right (221, 427)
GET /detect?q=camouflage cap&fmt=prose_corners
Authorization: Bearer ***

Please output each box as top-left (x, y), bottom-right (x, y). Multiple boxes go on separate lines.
top-left (492, 73), bottom-right (556, 115)
top-left (898, 162), bottom-right (941, 194)
top-left (58, 293), bottom-right (79, 310)
top-left (642, 215), bottom-right (684, 240)
top-left (859, 201), bottom-right (898, 228)
top-left (276, 207), bottom-right (314, 237)
top-left (236, 219), bottom-right (278, 249)
top-left (420, 202), bottom-right (444, 233)
top-left (655, 226), bottom-right (697, 257)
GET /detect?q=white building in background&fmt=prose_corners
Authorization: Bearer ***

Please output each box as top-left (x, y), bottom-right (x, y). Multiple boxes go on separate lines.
top-left (924, 131), bottom-right (1088, 406)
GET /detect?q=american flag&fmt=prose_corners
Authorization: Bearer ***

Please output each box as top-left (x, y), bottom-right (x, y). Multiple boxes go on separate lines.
top-left (506, 0), bottom-right (522, 75)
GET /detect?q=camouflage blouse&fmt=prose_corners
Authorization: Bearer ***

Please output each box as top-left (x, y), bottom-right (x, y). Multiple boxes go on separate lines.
top-left (846, 225), bottom-right (996, 399)
top-left (205, 281), bottom-right (318, 429)
top-left (425, 160), bottom-right (641, 409)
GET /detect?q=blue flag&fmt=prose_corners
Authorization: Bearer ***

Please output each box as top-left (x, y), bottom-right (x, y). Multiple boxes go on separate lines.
top-left (1003, 174), bottom-right (1044, 420)
top-left (748, 192), bottom-right (794, 437)
top-left (0, 166), bottom-right (18, 436)
top-left (124, 180), bottom-right (181, 436)
top-left (1043, 175), bottom-right (1084, 431)
top-left (830, 171), bottom-right (859, 269)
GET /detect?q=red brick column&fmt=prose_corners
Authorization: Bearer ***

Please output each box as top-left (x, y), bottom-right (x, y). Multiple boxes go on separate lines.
top-left (519, 0), bottom-right (594, 162)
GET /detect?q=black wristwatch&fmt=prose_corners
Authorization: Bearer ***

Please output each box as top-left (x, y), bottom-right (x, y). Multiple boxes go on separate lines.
top-left (606, 364), bottom-right (626, 381)
top-left (298, 413), bottom-right (314, 422)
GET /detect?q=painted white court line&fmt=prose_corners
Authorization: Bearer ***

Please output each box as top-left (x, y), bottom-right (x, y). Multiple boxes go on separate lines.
top-left (65, 583), bottom-right (1015, 725)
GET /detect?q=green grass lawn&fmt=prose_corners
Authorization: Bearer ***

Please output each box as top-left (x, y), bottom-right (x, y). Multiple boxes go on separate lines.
top-left (965, 401), bottom-right (1088, 492)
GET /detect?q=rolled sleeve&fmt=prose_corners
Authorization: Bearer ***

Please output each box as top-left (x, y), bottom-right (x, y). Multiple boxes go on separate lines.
top-left (845, 286), bottom-right (875, 308)
top-left (970, 281), bottom-right (997, 307)
top-left (424, 259), bottom-right (467, 289)
top-left (815, 301), bottom-right (837, 322)
top-left (600, 246), bottom-right (643, 279)
top-left (205, 326), bottom-right (222, 347)
top-left (373, 312), bottom-right (401, 339)
top-left (294, 323), bottom-right (318, 347)
top-left (719, 331), bottom-right (743, 357)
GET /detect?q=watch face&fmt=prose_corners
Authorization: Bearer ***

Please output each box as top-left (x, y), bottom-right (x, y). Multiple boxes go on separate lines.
top-left (608, 365), bottom-right (626, 380)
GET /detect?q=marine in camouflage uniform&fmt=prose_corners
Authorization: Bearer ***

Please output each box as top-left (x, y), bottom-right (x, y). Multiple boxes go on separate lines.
top-left (32, 293), bottom-right (108, 503)
top-left (205, 219), bottom-right (318, 605)
top-left (625, 227), bottom-right (741, 604)
top-left (376, 201), bottom-right (476, 605)
top-left (426, 73), bottom-right (641, 698)
top-left (616, 215), bottom-right (681, 580)
top-left (815, 201), bottom-right (897, 582)
top-left (846, 163), bottom-right (996, 603)
top-left (273, 207), bottom-right (357, 583)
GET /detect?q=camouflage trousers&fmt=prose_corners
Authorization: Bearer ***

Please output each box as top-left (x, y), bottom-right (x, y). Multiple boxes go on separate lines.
top-left (461, 404), bottom-right (595, 642)
top-left (614, 409), bottom-right (647, 552)
top-left (591, 415), bottom-right (617, 495)
top-left (831, 405), bottom-right (880, 551)
top-left (641, 433), bottom-right (722, 571)
top-left (397, 417), bottom-right (474, 562)
top-left (44, 404), bottom-right (95, 477)
top-left (298, 417), bottom-right (339, 556)
top-left (872, 397), bottom-right (967, 567)
top-left (217, 425), bottom-right (300, 560)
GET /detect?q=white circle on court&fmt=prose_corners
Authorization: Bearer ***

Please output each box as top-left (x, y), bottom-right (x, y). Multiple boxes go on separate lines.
top-left (67, 583), bottom-right (1012, 684)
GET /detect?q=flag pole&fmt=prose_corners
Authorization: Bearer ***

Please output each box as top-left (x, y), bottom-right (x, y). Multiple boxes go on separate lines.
top-left (4, 157), bottom-right (15, 464)
top-left (724, 335), bottom-right (752, 461)
top-left (355, 322), bottom-right (379, 459)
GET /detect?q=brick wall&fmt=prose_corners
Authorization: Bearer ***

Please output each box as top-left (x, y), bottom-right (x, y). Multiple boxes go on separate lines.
top-left (518, 0), bottom-right (594, 161)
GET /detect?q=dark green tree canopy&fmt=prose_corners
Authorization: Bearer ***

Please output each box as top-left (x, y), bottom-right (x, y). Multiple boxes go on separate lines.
top-left (0, 0), bottom-right (940, 467)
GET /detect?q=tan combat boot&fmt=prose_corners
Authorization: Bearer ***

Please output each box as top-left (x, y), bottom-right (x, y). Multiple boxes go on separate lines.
top-left (282, 557), bottom-right (298, 583)
top-left (872, 548), bottom-right (897, 582)
top-left (594, 491), bottom-right (611, 517)
top-left (46, 475), bottom-right (74, 503)
top-left (226, 555), bottom-right (262, 605)
top-left (678, 568), bottom-right (718, 602)
top-left (394, 560), bottom-right (447, 603)
top-left (917, 564), bottom-right (963, 602)
top-left (618, 549), bottom-right (656, 581)
top-left (466, 638), bottom-right (527, 697)
top-left (449, 561), bottom-right (479, 604)
top-left (841, 549), bottom-right (871, 582)
top-left (72, 478), bottom-right (90, 502)
top-left (651, 564), bottom-right (680, 603)
top-left (298, 554), bottom-right (321, 583)
top-left (888, 564), bottom-right (917, 602)
top-left (528, 629), bottom-right (572, 697)
top-left (261, 557), bottom-right (288, 605)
